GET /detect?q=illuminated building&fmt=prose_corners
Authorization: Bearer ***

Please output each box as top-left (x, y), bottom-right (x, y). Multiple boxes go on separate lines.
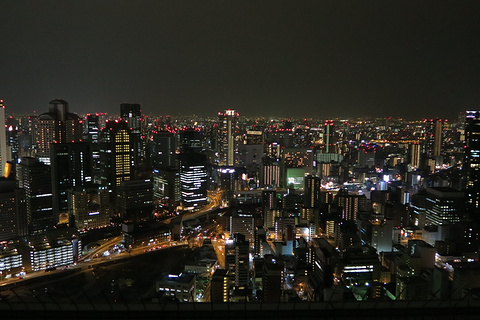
top-left (0, 179), bottom-right (27, 241)
top-left (34, 99), bottom-right (83, 165)
top-left (261, 156), bottom-right (283, 188)
top-left (150, 130), bottom-right (177, 170)
top-left (120, 103), bottom-right (143, 176)
top-left (425, 187), bottom-right (465, 226)
top-left (217, 109), bottom-right (239, 166)
top-left (116, 179), bottom-right (154, 222)
top-left (69, 188), bottom-right (110, 230)
top-left (16, 157), bottom-right (54, 234)
top-left (85, 114), bottom-right (100, 181)
top-left (230, 211), bottom-right (255, 244)
top-left (50, 142), bottom-right (92, 225)
top-left (324, 120), bottom-right (335, 153)
top-left (409, 142), bottom-right (421, 169)
top-left (99, 119), bottom-right (134, 197)
top-left (0, 246), bottom-right (23, 279)
top-left (465, 110), bottom-right (480, 219)
top-left (262, 258), bottom-right (283, 302)
top-left (25, 228), bottom-right (81, 272)
top-left (0, 100), bottom-right (11, 176)
top-left (179, 152), bottom-right (208, 209)
top-left (210, 269), bottom-right (229, 302)
top-left (225, 233), bottom-right (249, 287)
top-left (153, 167), bottom-right (180, 211)
top-left (156, 272), bottom-right (196, 302)
top-left (336, 189), bottom-right (367, 221)
top-left (304, 175), bottom-right (321, 208)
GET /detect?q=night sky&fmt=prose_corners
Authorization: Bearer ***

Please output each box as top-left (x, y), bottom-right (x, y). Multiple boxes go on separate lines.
top-left (1, 1), bottom-right (480, 119)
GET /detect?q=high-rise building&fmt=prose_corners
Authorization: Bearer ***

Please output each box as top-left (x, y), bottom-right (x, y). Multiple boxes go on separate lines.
top-left (120, 103), bottom-right (143, 176)
top-left (85, 114), bottom-right (101, 182)
top-left (262, 258), bottom-right (283, 302)
top-left (304, 175), bottom-right (321, 208)
top-left (99, 120), bottom-right (134, 197)
top-left (180, 127), bottom-right (203, 154)
top-left (336, 189), bottom-right (367, 221)
top-left (465, 111), bottom-right (480, 219)
top-left (230, 211), bottom-right (255, 244)
top-left (179, 152), bottom-right (208, 209)
top-left (116, 179), bottom-right (154, 222)
top-left (153, 167), bottom-right (180, 213)
top-left (69, 188), bottom-right (110, 230)
top-left (150, 130), bottom-right (177, 170)
top-left (210, 269), bottom-right (229, 302)
top-left (225, 233), bottom-right (249, 287)
top-left (34, 99), bottom-right (83, 165)
top-left (16, 157), bottom-right (54, 234)
top-left (324, 120), bottom-right (335, 153)
top-left (261, 156), bottom-right (283, 188)
top-left (0, 100), bottom-right (11, 176)
top-left (50, 142), bottom-right (92, 225)
top-left (217, 110), bottom-right (239, 166)
top-left (409, 142), bottom-right (421, 169)
top-left (425, 187), bottom-right (465, 226)
top-left (0, 179), bottom-right (27, 241)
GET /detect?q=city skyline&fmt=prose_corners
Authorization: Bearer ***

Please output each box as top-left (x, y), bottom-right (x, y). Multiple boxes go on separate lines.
top-left (2, 1), bottom-right (480, 119)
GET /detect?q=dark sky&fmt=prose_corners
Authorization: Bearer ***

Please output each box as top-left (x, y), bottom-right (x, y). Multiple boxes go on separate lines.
top-left (1, 1), bottom-right (480, 119)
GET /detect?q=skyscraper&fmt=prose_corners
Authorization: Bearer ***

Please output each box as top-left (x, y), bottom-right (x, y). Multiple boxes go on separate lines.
top-left (179, 152), bottom-right (208, 209)
top-left (225, 233), bottom-right (249, 287)
top-left (16, 157), bottom-right (53, 234)
top-left (0, 178), bottom-right (27, 241)
top-left (465, 111), bottom-right (480, 219)
top-left (99, 120), bottom-right (134, 197)
top-left (50, 142), bottom-right (92, 225)
top-left (34, 99), bottom-right (83, 165)
top-left (324, 120), bottom-right (335, 153)
top-left (120, 103), bottom-right (143, 176)
top-left (217, 110), bottom-right (239, 166)
top-left (150, 130), bottom-right (177, 170)
top-left (304, 175), bottom-right (321, 208)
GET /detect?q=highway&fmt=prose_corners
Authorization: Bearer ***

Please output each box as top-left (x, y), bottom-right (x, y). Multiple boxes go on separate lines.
top-left (0, 191), bottom-right (223, 291)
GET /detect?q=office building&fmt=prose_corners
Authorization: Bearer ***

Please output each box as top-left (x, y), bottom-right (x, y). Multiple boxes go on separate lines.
top-left (0, 179), bottom-right (27, 241)
top-left (156, 272), bottom-right (196, 302)
top-left (217, 109), bottom-right (239, 166)
top-left (425, 187), bottom-right (465, 226)
top-left (150, 130), bottom-right (177, 170)
top-left (16, 157), bottom-right (54, 234)
top-left (230, 211), bottom-right (255, 244)
top-left (262, 258), bottom-right (283, 302)
top-left (225, 233), bottom-right (249, 287)
top-left (34, 99), bottom-right (83, 164)
top-left (179, 152), bottom-right (208, 209)
top-left (153, 167), bottom-right (180, 212)
top-left (85, 114), bottom-right (101, 182)
top-left (117, 179), bottom-right (154, 222)
top-left (120, 103), bottom-right (143, 175)
top-left (98, 119), bottom-right (134, 198)
top-left (69, 188), bottom-right (110, 230)
top-left (50, 142), bottom-right (92, 225)
top-left (304, 175), bottom-right (321, 208)
top-left (210, 269), bottom-right (229, 302)
top-left (465, 111), bottom-right (480, 219)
